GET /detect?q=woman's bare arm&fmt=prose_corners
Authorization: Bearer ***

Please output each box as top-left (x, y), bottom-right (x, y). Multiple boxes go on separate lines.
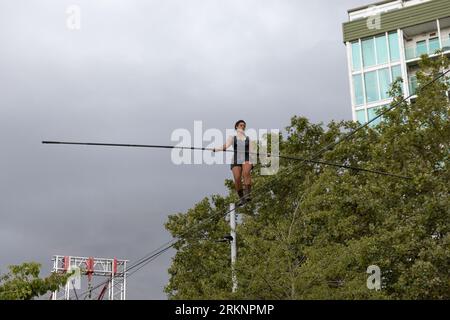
top-left (214, 136), bottom-right (233, 152)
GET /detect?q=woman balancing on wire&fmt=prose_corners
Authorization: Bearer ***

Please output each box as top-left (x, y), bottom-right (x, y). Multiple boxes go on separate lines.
top-left (214, 120), bottom-right (253, 205)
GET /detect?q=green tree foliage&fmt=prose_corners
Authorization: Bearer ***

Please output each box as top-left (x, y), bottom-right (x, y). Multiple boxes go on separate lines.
top-left (165, 55), bottom-right (449, 299)
top-left (0, 262), bottom-right (70, 300)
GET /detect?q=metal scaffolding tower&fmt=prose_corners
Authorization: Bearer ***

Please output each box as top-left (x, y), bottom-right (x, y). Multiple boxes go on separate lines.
top-left (51, 255), bottom-right (128, 300)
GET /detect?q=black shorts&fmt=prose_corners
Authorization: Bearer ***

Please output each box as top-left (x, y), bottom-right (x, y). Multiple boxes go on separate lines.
top-left (230, 163), bottom-right (253, 171)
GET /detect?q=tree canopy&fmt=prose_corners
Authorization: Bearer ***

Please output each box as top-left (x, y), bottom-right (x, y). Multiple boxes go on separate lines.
top-left (0, 262), bottom-right (70, 300)
top-left (164, 55), bottom-right (450, 300)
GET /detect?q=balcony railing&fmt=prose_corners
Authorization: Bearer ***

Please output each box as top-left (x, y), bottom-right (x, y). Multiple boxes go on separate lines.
top-left (442, 38), bottom-right (450, 53)
top-left (405, 38), bottom-right (450, 61)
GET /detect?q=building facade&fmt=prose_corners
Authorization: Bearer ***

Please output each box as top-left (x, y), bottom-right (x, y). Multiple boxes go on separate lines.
top-left (343, 0), bottom-right (450, 124)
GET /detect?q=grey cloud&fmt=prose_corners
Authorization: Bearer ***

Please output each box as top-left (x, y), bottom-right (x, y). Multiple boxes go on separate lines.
top-left (1, 0), bottom-right (370, 299)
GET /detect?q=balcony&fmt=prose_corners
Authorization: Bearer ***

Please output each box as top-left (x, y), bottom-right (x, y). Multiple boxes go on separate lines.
top-left (405, 37), bottom-right (442, 61)
top-left (403, 17), bottom-right (450, 62)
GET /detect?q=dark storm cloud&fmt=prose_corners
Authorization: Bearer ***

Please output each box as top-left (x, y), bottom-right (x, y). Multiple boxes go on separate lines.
top-left (0, 0), bottom-right (371, 299)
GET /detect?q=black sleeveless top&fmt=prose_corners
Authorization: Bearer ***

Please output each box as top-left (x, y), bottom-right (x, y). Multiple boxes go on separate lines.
top-left (233, 136), bottom-right (250, 165)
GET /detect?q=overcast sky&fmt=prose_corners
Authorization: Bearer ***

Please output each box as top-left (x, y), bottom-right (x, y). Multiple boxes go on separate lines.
top-left (0, 0), bottom-right (372, 299)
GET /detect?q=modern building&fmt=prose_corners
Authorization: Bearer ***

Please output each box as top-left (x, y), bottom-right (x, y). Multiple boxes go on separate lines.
top-left (343, 0), bottom-right (450, 124)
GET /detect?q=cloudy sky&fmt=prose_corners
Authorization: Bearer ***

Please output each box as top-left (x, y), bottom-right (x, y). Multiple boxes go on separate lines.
top-left (0, 0), bottom-right (372, 299)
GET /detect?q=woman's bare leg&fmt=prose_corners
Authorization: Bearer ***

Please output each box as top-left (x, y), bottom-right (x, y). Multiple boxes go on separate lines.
top-left (242, 163), bottom-right (252, 186)
top-left (232, 166), bottom-right (243, 197)
top-left (242, 163), bottom-right (252, 201)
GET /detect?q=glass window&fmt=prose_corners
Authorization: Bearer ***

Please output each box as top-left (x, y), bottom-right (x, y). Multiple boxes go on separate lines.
top-left (416, 40), bottom-right (427, 56)
top-left (353, 74), bottom-right (364, 105)
top-left (391, 65), bottom-right (402, 81)
top-left (405, 46), bottom-right (415, 60)
top-left (429, 37), bottom-right (440, 54)
top-left (391, 65), bottom-right (403, 94)
top-left (365, 71), bottom-right (379, 103)
top-left (362, 38), bottom-right (376, 67)
top-left (388, 31), bottom-right (400, 62)
top-left (378, 68), bottom-right (391, 100)
top-left (444, 34), bottom-right (450, 52)
top-left (409, 75), bottom-right (418, 95)
top-left (356, 109), bottom-right (366, 124)
top-left (351, 41), bottom-right (361, 71)
top-left (375, 34), bottom-right (388, 65)
top-left (368, 107), bottom-right (382, 126)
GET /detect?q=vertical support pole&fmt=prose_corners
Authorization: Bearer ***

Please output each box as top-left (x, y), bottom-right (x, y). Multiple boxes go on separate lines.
top-left (437, 19), bottom-right (443, 51)
top-left (398, 29), bottom-right (410, 98)
top-left (52, 256), bottom-right (58, 300)
top-left (64, 256), bottom-right (70, 300)
top-left (111, 276), bottom-right (115, 300)
top-left (109, 259), bottom-right (113, 300)
top-left (64, 275), bottom-right (70, 299)
top-left (108, 278), bottom-right (112, 300)
top-left (123, 261), bottom-right (127, 300)
top-left (346, 41), bottom-right (356, 122)
top-left (230, 203), bottom-right (238, 293)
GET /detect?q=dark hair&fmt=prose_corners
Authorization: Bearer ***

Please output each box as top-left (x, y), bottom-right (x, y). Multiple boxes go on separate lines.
top-left (234, 120), bottom-right (246, 130)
